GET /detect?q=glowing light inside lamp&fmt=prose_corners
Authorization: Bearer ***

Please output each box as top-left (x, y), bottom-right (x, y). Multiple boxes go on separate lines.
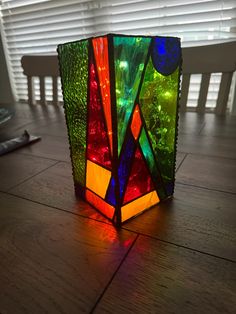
top-left (58, 34), bottom-right (181, 226)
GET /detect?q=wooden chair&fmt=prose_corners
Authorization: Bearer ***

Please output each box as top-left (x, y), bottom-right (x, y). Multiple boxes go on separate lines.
top-left (21, 55), bottom-right (60, 106)
top-left (21, 41), bottom-right (236, 114)
top-left (181, 41), bottom-right (236, 114)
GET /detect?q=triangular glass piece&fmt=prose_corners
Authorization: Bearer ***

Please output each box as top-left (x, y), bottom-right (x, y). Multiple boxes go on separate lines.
top-left (113, 36), bottom-right (151, 155)
top-left (87, 60), bottom-right (112, 169)
top-left (92, 37), bottom-right (113, 155)
top-left (131, 104), bottom-right (142, 140)
top-left (123, 146), bottom-right (155, 204)
top-left (139, 127), bottom-right (167, 200)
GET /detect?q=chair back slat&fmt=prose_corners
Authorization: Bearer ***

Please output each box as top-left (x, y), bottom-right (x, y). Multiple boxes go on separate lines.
top-left (197, 73), bottom-right (211, 113)
top-left (52, 76), bottom-right (58, 106)
top-left (39, 76), bottom-right (46, 105)
top-left (180, 73), bottom-right (190, 111)
top-left (27, 76), bottom-right (35, 105)
top-left (215, 72), bottom-right (233, 115)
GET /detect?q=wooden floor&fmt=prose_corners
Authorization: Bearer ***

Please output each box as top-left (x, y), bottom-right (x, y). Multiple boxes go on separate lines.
top-left (0, 103), bottom-right (235, 314)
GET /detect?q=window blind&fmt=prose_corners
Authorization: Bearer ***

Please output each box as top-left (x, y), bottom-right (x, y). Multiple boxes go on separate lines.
top-left (1, 0), bottom-right (236, 105)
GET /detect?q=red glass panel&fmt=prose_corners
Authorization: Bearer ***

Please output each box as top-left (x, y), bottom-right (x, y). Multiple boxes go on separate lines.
top-left (131, 104), bottom-right (142, 140)
top-left (123, 147), bottom-right (154, 204)
top-left (92, 37), bottom-right (113, 155)
top-left (87, 61), bottom-right (111, 169)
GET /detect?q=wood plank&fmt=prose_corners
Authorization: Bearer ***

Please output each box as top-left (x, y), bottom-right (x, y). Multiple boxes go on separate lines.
top-left (178, 133), bottom-right (236, 159)
top-left (95, 236), bottom-right (236, 314)
top-left (0, 153), bottom-right (56, 192)
top-left (18, 134), bottom-right (71, 162)
top-left (199, 114), bottom-right (236, 138)
top-left (9, 161), bottom-right (109, 222)
top-left (178, 111), bottom-right (205, 135)
top-left (215, 72), bottom-right (233, 115)
top-left (0, 192), bottom-right (136, 314)
top-left (177, 154), bottom-right (236, 193)
top-left (197, 73), bottom-right (210, 113)
top-left (124, 184), bottom-right (236, 261)
top-left (179, 73), bottom-right (190, 111)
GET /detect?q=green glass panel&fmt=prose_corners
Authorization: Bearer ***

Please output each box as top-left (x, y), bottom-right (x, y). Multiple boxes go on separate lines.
top-left (140, 58), bottom-right (179, 188)
top-left (139, 127), bottom-right (166, 199)
top-left (58, 41), bottom-right (88, 186)
top-left (113, 36), bottom-right (151, 155)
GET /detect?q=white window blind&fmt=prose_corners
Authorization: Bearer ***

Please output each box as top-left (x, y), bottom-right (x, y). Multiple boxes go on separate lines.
top-left (1, 0), bottom-right (236, 104)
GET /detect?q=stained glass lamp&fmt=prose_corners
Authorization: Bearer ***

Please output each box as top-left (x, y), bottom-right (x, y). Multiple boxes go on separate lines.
top-left (58, 34), bottom-right (181, 226)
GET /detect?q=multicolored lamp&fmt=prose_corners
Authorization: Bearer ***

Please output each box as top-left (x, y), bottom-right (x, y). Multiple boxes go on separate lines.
top-left (58, 34), bottom-right (181, 226)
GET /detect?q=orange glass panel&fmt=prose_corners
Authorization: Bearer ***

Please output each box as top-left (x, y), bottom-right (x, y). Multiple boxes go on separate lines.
top-left (86, 160), bottom-right (111, 198)
top-left (121, 191), bottom-right (159, 222)
top-left (131, 104), bottom-right (142, 140)
top-left (92, 37), bottom-right (113, 155)
top-left (86, 189), bottom-right (115, 220)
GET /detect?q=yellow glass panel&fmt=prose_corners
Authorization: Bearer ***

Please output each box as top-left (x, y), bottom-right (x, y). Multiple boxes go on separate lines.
top-left (86, 160), bottom-right (111, 198)
top-left (121, 191), bottom-right (159, 222)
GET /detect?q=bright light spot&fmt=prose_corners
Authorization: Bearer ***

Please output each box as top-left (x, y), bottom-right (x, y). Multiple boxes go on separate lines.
top-left (119, 61), bottom-right (128, 69)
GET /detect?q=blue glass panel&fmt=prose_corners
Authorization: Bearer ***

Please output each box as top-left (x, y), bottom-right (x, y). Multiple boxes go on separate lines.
top-left (106, 131), bottom-right (136, 205)
top-left (151, 37), bottom-right (181, 76)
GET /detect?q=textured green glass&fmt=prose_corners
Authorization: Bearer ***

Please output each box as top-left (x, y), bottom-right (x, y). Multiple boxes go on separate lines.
top-left (113, 36), bottom-right (151, 155)
top-left (140, 58), bottom-right (179, 185)
top-left (139, 127), bottom-right (166, 199)
top-left (58, 41), bottom-right (88, 186)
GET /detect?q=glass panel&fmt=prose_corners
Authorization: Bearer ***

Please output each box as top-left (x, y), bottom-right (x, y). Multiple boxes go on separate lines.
top-left (151, 37), bottom-right (181, 76)
top-left (92, 37), bottom-right (113, 155)
top-left (106, 131), bottom-right (136, 205)
top-left (123, 147), bottom-right (154, 204)
top-left (140, 58), bottom-right (179, 195)
top-left (87, 60), bottom-right (112, 169)
top-left (131, 104), bottom-right (142, 140)
top-left (86, 160), bottom-right (111, 199)
top-left (58, 40), bottom-right (88, 186)
top-left (86, 189), bottom-right (115, 220)
top-left (139, 127), bottom-right (166, 199)
top-left (113, 36), bottom-right (151, 155)
top-left (121, 191), bottom-right (159, 223)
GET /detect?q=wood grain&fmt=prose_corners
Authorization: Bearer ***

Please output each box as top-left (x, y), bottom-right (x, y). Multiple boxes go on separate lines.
top-left (0, 192), bottom-right (136, 314)
top-left (9, 161), bottom-right (109, 222)
top-left (95, 236), bottom-right (236, 314)
top-left (124, 183), bottom-right (236, 261)
top-left (178, 112), bottom-right (205, 135)
top-left (199, 114), bottom-right (236, 138)
top-left (18, 134), bottom-right (70, 162)
top-left (177, 154), bottom-right (236, 193)
top-left (178, 133), bottom-right (236, 159)
top-left (0, 153), bottom-right (56, 192)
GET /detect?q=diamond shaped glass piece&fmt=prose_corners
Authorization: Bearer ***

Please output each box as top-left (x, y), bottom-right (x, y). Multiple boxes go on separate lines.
top-left (131, 104), bottom-right (142, 140)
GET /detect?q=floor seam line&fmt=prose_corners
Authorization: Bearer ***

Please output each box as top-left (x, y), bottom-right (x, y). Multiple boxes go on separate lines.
top-left (0, 190), bottom-right (115, 227)
top-left (176, 152), bottom-right (188, 172)
top-left (176, 181), bottom-right (236, 195)
top-left (121, 228), bottom-right (236, 264)
top-left (6, 160), bottom-right (60, 192)
top-left (198, 121), bottom-right (206, 134)
top-left (89, 234), bottom-right (140, 313)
